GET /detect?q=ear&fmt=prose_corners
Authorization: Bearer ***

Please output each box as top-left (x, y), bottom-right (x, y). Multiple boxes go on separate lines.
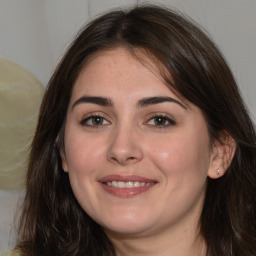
top-left (60, 150), bottom-right (68, 173)
top-left (208, 131), bottom-right (236, 179)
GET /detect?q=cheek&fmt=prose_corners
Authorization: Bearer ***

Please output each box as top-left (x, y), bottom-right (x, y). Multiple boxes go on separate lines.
top-left (64, 131), bottom-right (106, 177)
top-left (146, 131), bottom-right (211, 180)
top-left (63, 133), bottom-right (107, 212)
top-left (145, 132), bottom-right (211, 218)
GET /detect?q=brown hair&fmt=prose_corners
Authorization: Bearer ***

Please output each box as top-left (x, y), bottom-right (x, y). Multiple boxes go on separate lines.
top-left (16, 5), bottom-right (256, 256)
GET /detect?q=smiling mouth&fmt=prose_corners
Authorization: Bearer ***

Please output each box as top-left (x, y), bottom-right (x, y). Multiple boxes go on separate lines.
top-left (99, 175), bottom-right (157, 198)
top-left (104, 181), bottom-right (154, 188)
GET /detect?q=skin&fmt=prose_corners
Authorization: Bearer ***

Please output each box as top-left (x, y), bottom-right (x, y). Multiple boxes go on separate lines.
top-left (62, 48), bottom-right (229, 256)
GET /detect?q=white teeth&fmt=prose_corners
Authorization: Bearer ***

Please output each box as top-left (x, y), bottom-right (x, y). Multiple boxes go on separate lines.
top-left (134, 181), bottom-right (140, 187)
top-left (126, 181), bottom-right (134, 188)
top-left (117, 181), bottom-right (125, 188)
top-left (112, 181), bottom-right (118, 187)
top-left (105, 181), bottom-right (153, 188)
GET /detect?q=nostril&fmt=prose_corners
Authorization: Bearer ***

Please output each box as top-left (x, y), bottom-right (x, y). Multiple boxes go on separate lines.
top-left (107, 140), bottom-right (143, 165)
top-left (110, 155), bottom-right (138, 165)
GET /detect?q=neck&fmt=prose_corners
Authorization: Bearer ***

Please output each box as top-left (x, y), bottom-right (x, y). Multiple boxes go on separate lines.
top-left (106, 221), bottom-right (206, 256)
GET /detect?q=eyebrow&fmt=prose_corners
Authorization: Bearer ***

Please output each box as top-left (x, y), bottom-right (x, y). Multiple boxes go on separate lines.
top-left (71, 95), bottom-right (186, 110)
top-left (137, 96), bottom-right (187, 109)
top-left (72, 96), bottom-right (113, 110)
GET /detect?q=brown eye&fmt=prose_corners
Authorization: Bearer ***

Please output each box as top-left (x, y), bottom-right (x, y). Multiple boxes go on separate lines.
top-left (147, 115), bottom-right (175, 127)
top-left (154, 117), bottom-right (168, 126)
top-left (91, 116), bottom-right (104, 125)
top-left (80, 115), bottom-right (110, 126)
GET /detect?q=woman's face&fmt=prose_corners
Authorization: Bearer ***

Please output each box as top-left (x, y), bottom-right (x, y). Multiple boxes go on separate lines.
top-left (62, 48), bottom-right (217, 237)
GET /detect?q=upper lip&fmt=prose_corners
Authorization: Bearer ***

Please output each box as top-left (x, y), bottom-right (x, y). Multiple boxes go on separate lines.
top-left (98, 175), bottom-right (157, 183)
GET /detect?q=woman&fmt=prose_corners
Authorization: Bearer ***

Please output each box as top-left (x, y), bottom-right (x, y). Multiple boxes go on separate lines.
top-left (5, 4), bottom-right (256, 256)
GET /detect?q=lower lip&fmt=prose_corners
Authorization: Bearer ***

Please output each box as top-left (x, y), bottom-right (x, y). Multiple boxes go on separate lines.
top-left (99, 183), bottom-right (156, 198)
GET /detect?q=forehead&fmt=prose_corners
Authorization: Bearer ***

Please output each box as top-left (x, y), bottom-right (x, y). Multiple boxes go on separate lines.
top-left (71, 47), bottom-right (180, 101)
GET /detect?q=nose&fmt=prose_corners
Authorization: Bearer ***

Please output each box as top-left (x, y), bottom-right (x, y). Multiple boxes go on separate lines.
top-left (106, 125), bottom-right (143, 166)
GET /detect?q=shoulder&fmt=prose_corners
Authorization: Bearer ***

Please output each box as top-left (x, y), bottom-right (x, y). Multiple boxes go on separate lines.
top-left (1, 250), bottom-right (21, 256)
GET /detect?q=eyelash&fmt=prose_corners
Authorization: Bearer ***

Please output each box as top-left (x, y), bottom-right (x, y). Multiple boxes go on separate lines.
top-left (80, 115), bottom-right (110, 127)
top-left (80, 114), bottom-right (176, 128)
top-left (146, 114), bottom-right (176, 128)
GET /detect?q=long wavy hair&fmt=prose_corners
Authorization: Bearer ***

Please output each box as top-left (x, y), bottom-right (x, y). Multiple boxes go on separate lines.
top-left (16, 5), bottom-right (256, 256)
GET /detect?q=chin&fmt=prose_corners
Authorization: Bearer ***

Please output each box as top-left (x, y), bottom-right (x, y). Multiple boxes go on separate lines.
top-left (97, 214), bottom-right (157, 237)
top-left (103, 223), bottom-right (151, 237)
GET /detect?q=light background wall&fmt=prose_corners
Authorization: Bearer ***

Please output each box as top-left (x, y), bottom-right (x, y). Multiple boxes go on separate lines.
top-left (0, 0), bottom-right (255, 120)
